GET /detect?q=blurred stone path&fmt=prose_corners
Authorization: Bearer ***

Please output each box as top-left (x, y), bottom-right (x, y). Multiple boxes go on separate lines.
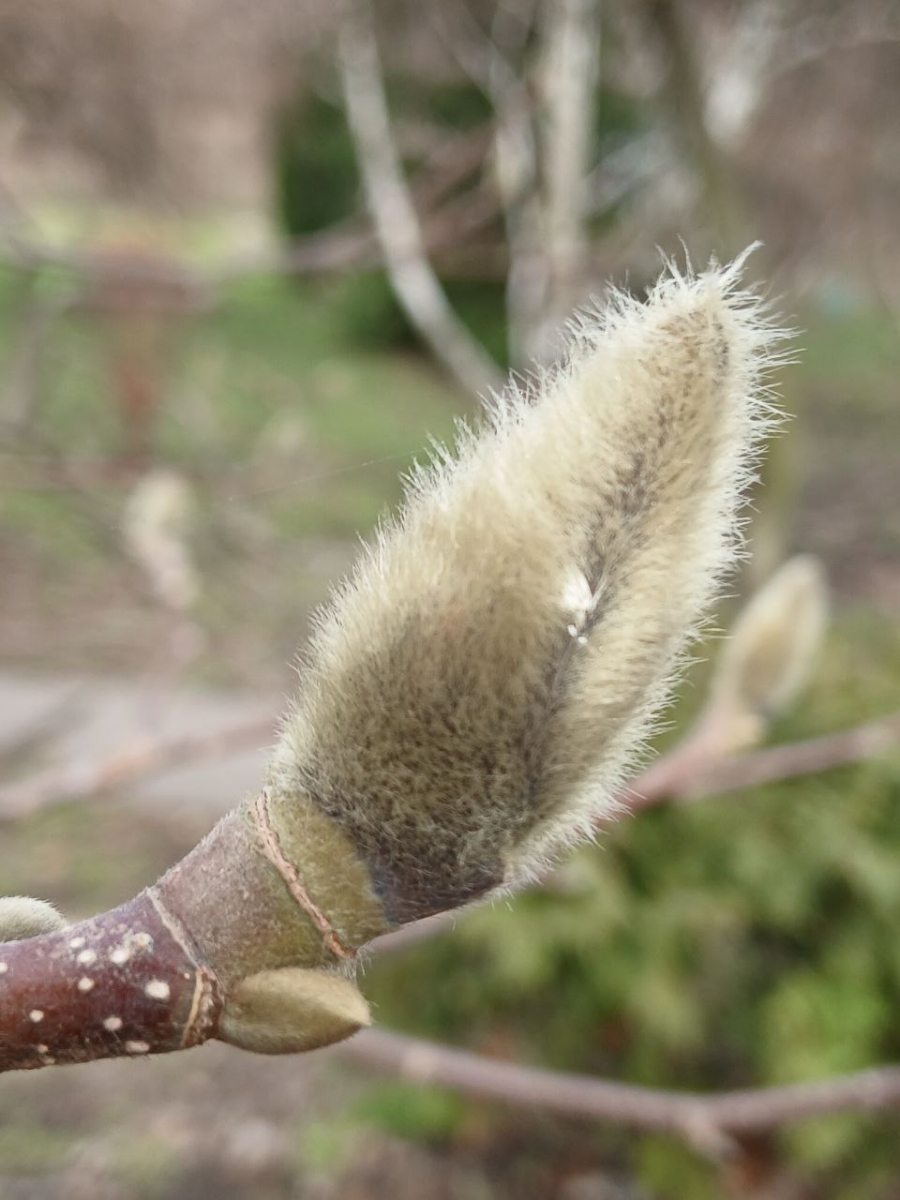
top-left (0, 671), bottom-right (280, 820)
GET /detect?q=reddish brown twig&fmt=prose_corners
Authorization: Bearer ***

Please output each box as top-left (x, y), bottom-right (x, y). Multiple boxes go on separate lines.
top-left (0, 798), bottom-right (388, 1073)
top-left (343, 1027), bottom-right (900, 1142)
top-left (0, 890), bottom-right (219, 1071)
top-left (626, 710), bottom-right (900, 813)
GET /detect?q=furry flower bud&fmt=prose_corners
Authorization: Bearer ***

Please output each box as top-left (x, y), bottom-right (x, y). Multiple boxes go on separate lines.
top-left (709, 554), bottom-right (828, 750)
top-left (0, 897), bottom-right (66, 943)
top-left (269, 253), bottom-right (786, 924)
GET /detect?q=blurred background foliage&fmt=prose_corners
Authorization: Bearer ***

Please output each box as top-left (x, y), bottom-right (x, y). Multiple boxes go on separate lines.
top-left (1, 0), bottom-right (899, 1198)
top-left (366, 614), bottom-right (900, 1199)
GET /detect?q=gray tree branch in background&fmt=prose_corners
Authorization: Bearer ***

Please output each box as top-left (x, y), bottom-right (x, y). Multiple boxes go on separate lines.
top-left (337, 0), bottom-right (505, 399)
top-left (431, 0), bottom-right (546, 367)
top-left (537, 0), bottom-right (601, 346)
top-left (433, 0), bottom-right (604, 367)
top-left (343, 1028), bottom-right (900, 1155)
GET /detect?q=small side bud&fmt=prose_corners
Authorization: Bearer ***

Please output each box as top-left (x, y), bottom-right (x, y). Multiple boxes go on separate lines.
top-left (0, 896), bottom-right (67, 943)
top-left (710, 554), bottom-right (828, 750)
top-left (219, 967), bottom-right (371, 1055)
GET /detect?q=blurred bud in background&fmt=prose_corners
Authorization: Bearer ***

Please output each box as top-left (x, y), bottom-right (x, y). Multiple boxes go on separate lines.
top-left (122, 468), bottom-right (199, 616)
top-left (708, 554), bottom-right (829, 752)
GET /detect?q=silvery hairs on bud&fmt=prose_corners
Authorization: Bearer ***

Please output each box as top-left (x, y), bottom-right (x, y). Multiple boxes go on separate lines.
top-left (269, 249), bottom-right (790, 925)
top-left (0, 896), bottom-right (67, 943)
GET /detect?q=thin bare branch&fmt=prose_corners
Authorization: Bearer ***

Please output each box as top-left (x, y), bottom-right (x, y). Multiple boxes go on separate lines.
top-left (0, 686), bottom-right (88, 772)
top-left (368, 911), bottom-right (454, 957)
top-left (437, 0), bottom-right (601, 363)
top-left (486, 6), bottom-right (545, 367)
top-left (0, 716), bottom-right (273, 822)
top-left (344, 1027), bottom-right (900, 1140)
top-left (539, 0), bottom-right (601, 330)
top-left (336, 0), bottom-right (504, 399)
top-left (627, 710), bottom-right (900, 812)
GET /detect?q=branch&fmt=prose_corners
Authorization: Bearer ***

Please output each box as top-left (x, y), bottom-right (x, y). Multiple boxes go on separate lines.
top-left (336, 0), bottom-right (505, 398)
top-left (344, 1027), bottom-right (900, 1143)
top-left (6, 700), bottom-right (895, 834)
top-left (627, 710), bottom-right (900, 813)
top-left (0, 716), bottom-right (274, 822)
top-left (539, 0), bottom-right (601, 329)
top-left (0, 686), bottom-right (88, 772)
top-left (0, 793), bottom-right (389, 1071)
top-left (0, 195), bottom-right (507, 303)
top-left (479, 1), bottom-right (546, 367)
top-left (435, 0), bottom-right (602, 362)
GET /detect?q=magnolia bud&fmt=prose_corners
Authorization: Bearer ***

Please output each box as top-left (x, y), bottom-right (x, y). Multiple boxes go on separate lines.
top-left (220, 967), bottom-right (370, 1054)
top-left (710, 554), bottom-right (828, 750)
top-left (268, 251), bottom-right (787, 924)
top-left (0, 896), bottom-right (67, 943)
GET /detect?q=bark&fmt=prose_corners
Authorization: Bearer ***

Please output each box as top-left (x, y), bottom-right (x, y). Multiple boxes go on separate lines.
top-left (1, 793), bottom-right (390, 1073)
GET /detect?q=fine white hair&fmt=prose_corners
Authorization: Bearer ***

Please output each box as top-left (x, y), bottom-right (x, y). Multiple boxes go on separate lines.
top-left (269, 250), bottom-right (790, 923)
